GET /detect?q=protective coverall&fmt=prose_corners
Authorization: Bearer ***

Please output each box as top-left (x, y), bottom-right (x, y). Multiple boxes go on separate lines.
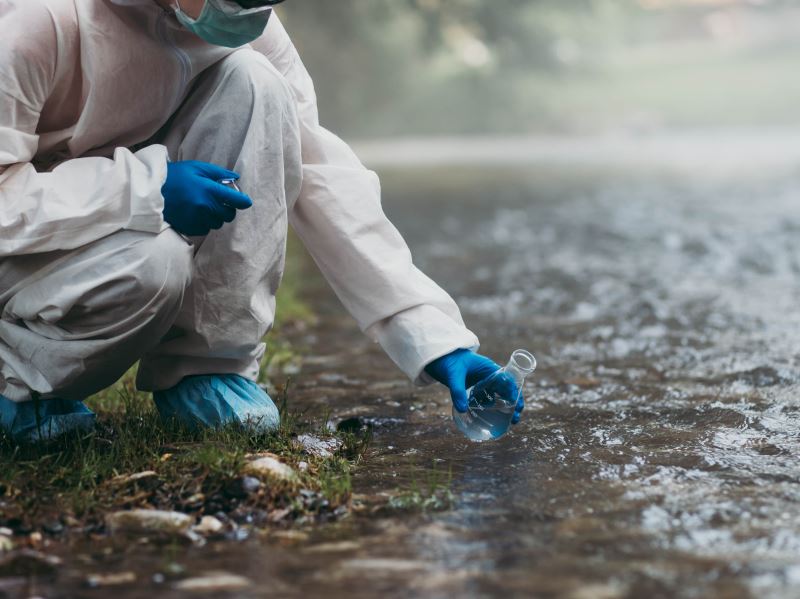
top-left (0, 0), bottom-right (479, 406)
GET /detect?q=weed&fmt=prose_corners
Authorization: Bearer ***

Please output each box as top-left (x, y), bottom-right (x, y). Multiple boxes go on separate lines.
top-left (387, 463), bottom-right (455, 512)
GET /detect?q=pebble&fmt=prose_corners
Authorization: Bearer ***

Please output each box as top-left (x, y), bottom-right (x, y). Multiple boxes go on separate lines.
top-left (109, 471), bottom-right (160, 489)
top-left (173, 572), bottom-right (252, 591)
top-left (85, 571), bottom-right (137, 587)
top-left (42, 520), bottom-right (64, 535)
top-left (298, 461), bottom-right (309, 472)
top-left (0, 536), bottom-right (13, 553)
top-left (294, 434), bottom-right (342, 458)
top-left (225, 476), bottom-right (262, 499)
top-left (192, 516), bottom-right (224, 536)
top-left (106, 510), bottom-right (193, 538)
top-left (244, 456), bottom-right (296, 482)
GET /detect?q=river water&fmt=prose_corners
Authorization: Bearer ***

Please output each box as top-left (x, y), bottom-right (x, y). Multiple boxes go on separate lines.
top-left (31, 139), bottom-right (800, 598)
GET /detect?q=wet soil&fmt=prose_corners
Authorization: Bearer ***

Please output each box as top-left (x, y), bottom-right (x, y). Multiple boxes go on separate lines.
top-left (6, 153), bottom-right (800, 598)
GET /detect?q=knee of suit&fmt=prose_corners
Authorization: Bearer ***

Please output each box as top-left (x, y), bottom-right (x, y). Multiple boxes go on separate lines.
top-left (129, 229), bottom-right (193, 314)
top-left (221, 49), bottom-right (296, 116)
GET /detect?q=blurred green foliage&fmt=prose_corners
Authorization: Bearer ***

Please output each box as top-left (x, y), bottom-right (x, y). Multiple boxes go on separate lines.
top-left (278, 0), bottom-right (800, 136)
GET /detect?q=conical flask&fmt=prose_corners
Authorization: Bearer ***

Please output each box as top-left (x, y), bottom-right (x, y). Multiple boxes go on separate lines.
top-left (453, 349), bottom-right (536, 442)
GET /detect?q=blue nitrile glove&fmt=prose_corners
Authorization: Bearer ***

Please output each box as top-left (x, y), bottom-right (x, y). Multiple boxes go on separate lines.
top-left (153, 374), bottom-right (280, 434)
top-left (0, 395), bottom-right (96, 443)
top-left (424, 349), bottom-right (525, 425)
top-left (161, 161), bottom-right (253, 236)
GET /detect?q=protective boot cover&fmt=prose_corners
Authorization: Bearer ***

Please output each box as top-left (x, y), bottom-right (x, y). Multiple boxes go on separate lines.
top-left (0, 396), bottom-right (96, 443)
top-left (153, 374), bottom-right (279, 433)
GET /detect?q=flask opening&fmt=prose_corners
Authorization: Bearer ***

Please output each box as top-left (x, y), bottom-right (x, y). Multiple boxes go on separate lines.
top-left (510, 349), bottom-right (536, 373)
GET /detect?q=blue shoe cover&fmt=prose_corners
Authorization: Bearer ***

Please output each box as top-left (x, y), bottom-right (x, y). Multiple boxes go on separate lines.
top-left (0, 395), bottom-right (96, 443)
top-left (153, 374), bottom-right (280, 433)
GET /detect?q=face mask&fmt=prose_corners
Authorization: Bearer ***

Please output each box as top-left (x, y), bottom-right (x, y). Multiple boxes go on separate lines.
top-left (174, 0), bottom-right (273, 48)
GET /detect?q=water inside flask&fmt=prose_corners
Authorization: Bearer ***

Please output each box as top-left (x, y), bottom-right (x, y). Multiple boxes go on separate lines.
top-left (453, 349), bottom-right (537, 442)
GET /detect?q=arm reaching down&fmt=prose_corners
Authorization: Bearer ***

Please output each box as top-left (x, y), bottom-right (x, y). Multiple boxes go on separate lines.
top-left (251, 15), bottom-right (479, 384)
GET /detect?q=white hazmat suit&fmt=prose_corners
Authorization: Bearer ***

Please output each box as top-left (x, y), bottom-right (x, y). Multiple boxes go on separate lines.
top-left (0, 0), bottom-right (479, 403)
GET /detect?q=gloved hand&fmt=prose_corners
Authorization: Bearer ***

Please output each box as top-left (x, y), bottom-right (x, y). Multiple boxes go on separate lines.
top-left (425, 349), bottom-right (525, 424)
top-left (161, 160), bottom-right (253, 236)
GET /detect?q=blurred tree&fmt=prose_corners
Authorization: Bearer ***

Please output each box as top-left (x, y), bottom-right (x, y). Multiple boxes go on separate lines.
top-left (277, 0), bottom-right (800, 136)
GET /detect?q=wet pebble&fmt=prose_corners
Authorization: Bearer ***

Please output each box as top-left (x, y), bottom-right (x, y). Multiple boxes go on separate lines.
top-left (192, 516), bottom-right (224, 536)
top-left (109, 470), bottom-right (161, 490)
top-left (294, 434), bottom-right (343, 458)
top-left (0, 536), bottom-right (12, 553)
top-left (173, 572), bottom-right (252, 592)
top-left (42, 520), bottom-right (64, 536)
top-left (106, 510), bottom-right (193, 539)
top-left (225, 476), bottom-right (262, 499)
top-left (85, 571), bottom-right (137, 587)
top-left (244, 456), bottom-right (296, 482)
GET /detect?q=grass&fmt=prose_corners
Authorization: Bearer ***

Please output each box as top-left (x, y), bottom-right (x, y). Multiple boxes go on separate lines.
top-left (0, 233), bottom-right (369, 536)
top-left (0, 377), bottom-right (369, 535)
top-left (385, 464), bottom-right (455, 513)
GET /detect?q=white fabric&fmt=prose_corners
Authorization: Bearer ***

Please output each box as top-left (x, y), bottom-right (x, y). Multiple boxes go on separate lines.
top-left (0, 0), bottom-right (479, 393)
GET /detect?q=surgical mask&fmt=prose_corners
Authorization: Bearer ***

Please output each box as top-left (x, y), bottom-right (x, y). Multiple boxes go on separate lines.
top-left (173, 0), bottom-right (274, 48)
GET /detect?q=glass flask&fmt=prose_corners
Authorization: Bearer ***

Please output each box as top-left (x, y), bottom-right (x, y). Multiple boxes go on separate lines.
top-left (453, 349), bottom-right (537, 442)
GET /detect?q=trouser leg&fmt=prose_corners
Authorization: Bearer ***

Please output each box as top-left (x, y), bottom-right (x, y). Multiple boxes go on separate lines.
top-left (0, 230), bottom-right (193, 402)
top-left (136, 49), bottom-right (303, 392)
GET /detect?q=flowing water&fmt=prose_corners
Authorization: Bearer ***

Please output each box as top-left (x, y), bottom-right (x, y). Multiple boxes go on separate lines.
top-left (22, 137), bottom-right (800, 598)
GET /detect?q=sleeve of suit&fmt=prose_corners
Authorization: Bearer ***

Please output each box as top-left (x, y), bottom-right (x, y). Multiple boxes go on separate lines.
top-left (0, 3), bottom-right (168, 258)
top-left (250, 15), bottom-right (479, 384)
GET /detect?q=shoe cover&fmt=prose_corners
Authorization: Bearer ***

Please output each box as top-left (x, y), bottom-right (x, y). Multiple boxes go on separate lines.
top-left (152, 374), bottom-right (280, 433)
top-left (0, 395), bottom-right (96, 443)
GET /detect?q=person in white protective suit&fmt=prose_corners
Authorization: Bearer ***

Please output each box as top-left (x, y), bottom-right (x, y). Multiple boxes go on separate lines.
top-left (0, 0), bottom-right (525, 442)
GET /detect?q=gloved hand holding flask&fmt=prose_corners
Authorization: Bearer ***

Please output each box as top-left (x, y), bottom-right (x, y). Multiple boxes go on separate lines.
top-left (425, 348), bottom-right (536, 441)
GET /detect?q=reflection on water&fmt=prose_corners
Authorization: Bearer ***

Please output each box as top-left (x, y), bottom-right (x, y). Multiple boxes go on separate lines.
top-left (41, 148), bottom-right (800, 598)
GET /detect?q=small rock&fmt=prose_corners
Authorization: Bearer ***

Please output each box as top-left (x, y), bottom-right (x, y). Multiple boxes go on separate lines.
top-left (173, 572), bottom-right (252, 592)
top-left (225, 476), bottom-right (261, 499)
top-left (192, 516), bottom-right (223, 536)
top-left (294, 434), bottom-right (343, 458)
top-left (244, 457), bottom-right (296, 482)
top-left (109, 471), bottom-right (161, 490)
top-left (0, 550), bottom-right (62, 579)
top-left (298, 461), bottom-right (309, 472)
top-left (42, 520), bottom-right (64, 536)
top-left (106, 510), bottom-right (192, 538)
top-left (85, 571), bottom-right (137, 587)
top-left (28, 532), bottom-right (43, 547)
top-left (304, 541), bottom-right (361, 553)
top-left (268, 508), bottom-right (291, 523)
top-left (63, 516), bottom-right (80, 528)
top-left (270, 529), bottom-right (309, 543)
top-left (0, 536), bottom-right (13, 553)
top-left (0, 528), bottom-right (12, 537)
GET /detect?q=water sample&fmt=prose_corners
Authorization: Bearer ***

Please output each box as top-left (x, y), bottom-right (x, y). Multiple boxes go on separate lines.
top-left (453, 349), bottom-right (537, 442)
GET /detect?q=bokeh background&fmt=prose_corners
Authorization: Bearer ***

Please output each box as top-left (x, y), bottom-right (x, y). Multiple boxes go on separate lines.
top-left (279, 0), bottom-right (800, 138)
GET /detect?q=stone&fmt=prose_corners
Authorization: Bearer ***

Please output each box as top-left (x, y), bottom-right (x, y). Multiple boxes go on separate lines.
top-left (224, 476), bottom-right (262, 499)
top-left (192, 516), bottom-right (224, 536)
top-left (0, 536), bottom-right (13, 553)
top-left (244, 456), bottom-right (296, 482)
top-left (85, 572), bottom-right (137, 587)
top-left (294, 434), bottom-right (343, 458)
top-left (106, 510), bottom-right (193, 538)
top-left (42, 520), bottom-right (64, 535)
top-left (109, 471), bottom-right (160, 490)
top-left (173, 572), bottom-right (252, 592)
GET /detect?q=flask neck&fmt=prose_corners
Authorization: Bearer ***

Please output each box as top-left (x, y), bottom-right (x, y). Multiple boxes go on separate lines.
top-left (502, 349), bottom-right (537, 386)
